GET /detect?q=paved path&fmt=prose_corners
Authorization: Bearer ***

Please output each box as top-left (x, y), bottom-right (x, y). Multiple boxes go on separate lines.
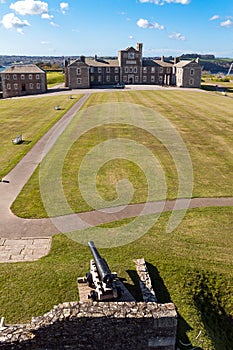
top-left (0, 91), bottom-right (233, 263)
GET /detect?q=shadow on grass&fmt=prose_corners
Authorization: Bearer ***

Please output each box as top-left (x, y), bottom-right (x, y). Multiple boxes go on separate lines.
top-left (126, 262), bottom-right (204, 350)
top-left (193, 278), bottom-right (233, 350)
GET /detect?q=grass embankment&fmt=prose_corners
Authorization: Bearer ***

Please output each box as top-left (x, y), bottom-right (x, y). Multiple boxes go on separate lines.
top-left (11, 90), bottom-right (233, 218)
top-left (0, 94), bottom-right (83, 178)
top-left (0, 207), bottom-right (232, 349)
top-left (46, 71), bottom-right (65, 87)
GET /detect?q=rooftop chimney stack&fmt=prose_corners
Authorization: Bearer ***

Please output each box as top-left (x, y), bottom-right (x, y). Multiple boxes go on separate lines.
top-left (136, 43), bottom-right (143, 53)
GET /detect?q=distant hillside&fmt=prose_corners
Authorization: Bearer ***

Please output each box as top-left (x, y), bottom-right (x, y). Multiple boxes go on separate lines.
top-left (180, 54), bottom-right (233, 74)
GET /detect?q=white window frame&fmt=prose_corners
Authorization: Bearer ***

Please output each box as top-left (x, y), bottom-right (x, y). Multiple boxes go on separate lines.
top-left (29, 74), bottom-right (33, 80)
top-left (106, 75), bottom-right (110, 82)
top-left (114, 67), bottom-right (119, 73)
top-left (143, 76), bottom-right (147, 82)
top-left (151, 67), bottom-right (155, 73)
top-left (143, 67), bottom-right (147, 73)
top-left (190, 69), bottom-right (194, 76)
top-left (98, 67), bottom-right (102, 73)
top-left (36, 83), bottom-right (41, 89)
top-left (29, 83), bottom-right (33, 89)
top-left (7, 83), bottom-right (11, 89)
top-left (90, 67), bottom-right (94, 73)
top-left (77, 78), bottom-right (82, 84)
top-left (125, 67), bottom-right (128, 73)
top-left (166, 67), bottom-right (171, 73)
top-left (151, 76), bottom-right (155, 82)
top-left (159, 67), bottom-right (163, 73)
top-left (134, 67), bottom-right (137, 73)
top-left (115, 75), bottom-right (119, 82)
top-left (98, 75), bottom-right (102, 82)
top-left (76, 68), bottom-right (81, 75)
top-left (6, 75), bottom-right (10, 80)
top-left (14, 83), bottom-right (18, 90)
top-left (189, 78), bottom-right (194, 85)
top-left (21, 74), bottom-right (25, 80)
top-left (13, 74), bottom-right (17, 80)
top-left (106, 67), bottom-right (110, 73)
top-left (36, 74), bottom-right (40, 79)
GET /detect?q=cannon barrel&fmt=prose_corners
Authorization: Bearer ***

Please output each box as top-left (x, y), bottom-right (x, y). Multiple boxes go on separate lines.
top-left (88, 241), bottom-right (113, 285)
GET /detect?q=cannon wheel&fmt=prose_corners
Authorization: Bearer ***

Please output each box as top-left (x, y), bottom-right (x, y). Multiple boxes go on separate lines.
top-left (89, 290), bottom-right (97, 301)
top-left (116, 286), bottom-right (122, 299)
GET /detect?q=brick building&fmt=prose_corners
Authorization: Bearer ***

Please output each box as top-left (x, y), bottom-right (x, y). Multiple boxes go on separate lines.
top-left (64, 43), bottom-right (202, 89)
top-left (0, 64), bottom-right (47, 98)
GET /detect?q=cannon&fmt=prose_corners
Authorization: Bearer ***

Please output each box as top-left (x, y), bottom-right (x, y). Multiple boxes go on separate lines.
top-left (86, 241), bottom-right (121, 301)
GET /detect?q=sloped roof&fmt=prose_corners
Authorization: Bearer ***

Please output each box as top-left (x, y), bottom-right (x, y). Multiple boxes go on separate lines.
top-left (174, 60), bottom-right (197, 68)
top-left (153, 60), bottom-right (173, 67)
top-left (2, 64), bottom-right (45, 74)
top-left (85, 58), bottom-right (119, 67)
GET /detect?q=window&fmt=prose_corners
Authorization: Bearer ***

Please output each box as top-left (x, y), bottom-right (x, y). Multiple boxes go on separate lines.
top-left (115, 75), bottom-right (119, 82)
top-left (29, 83), bottom-right (33, 89)
top-left (106, 75), bottom-right (110, 82)
top-left (151, 76), bottom-right (155, 82)
top-left (135, 76), bottom-right (139, 82)
top-left (115, 67), bottom-right (119, 73)
top-left (77, 78), bottom-right (82, 84)
top-left (134, 67), bottom-right (137, 73)
top-left (90, 67), bottom-right (94, 73)
top-left (13, 74), bottom-right (17, 80)
top-left (189, 78), bottom-right (194, 85)
top-left (123, 75), bottom-right (127, 82)
top-left (76, 68), bottom-right (81, 75)
top-left (98, 67), bottom-right (102, 73)
top-left (6, 75), bottom-right (10, 80)
top-left (7, 83), bottom-right (11, 89)
top-left (129, 67), bottom-right (133, 73)
top-left (190, 69), bottom-right (194, 75)
top-left (29, 74), bottom-right (33, 80)
top-left (151, 67), bottom-right (155, 73)
top-left (143, 67), bottom-right (147, 73)
top-left (106, 67), bottom-right (110, 73)
top-left (36, 74), bottom-right (40, 79)
top-left (21, 74), bottom-right (25, 80)
top-left (159, 67), bottom-right (163, 73)
top-left (91, 76), bottom-right (94, 82)
top-left (143, 76), bottom-right (147, 82)
top-left (159, 76), bottom-right (163, 83)
top-left (166, 67), bottom-right (171, 73)
top-left (14, 83), bottom-right (18, 89)
top-left (36, 83), bottom-right (41, 89)
top-left (125, 67), bottom-right (128, 73)
top-left (98, 75), bottom-right (102, 82)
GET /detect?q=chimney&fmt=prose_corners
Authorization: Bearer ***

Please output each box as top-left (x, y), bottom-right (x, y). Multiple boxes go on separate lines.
top-left (136, 43), bottom-right (143, 53)
top-left (80, 55), bottom-right (85, 63)
top-left (161, 55), bottom-right (165, 62)
top-left (94, 54), bottom-right (97, 61)
top-left (195, 57), bottom-right (200, 64)
top-left (174, 57), bottom-right (180, 64)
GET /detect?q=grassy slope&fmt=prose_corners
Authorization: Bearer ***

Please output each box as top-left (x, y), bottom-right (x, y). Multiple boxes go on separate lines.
top-left (46, 71), bottom-right (65, 87)
top-left (11, 90), bottom-right (233, 218)
top-left (0, 94), bottom-right (83, 178)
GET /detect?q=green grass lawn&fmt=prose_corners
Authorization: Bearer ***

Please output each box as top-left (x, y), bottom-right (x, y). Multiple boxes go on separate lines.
top-left (0, 206), bottom-right (232, 349)
top-left (46, 71), bottom-right (65, 87)
top-left (1, 89), bottom-right (233, 349)
top-left (0, 94), bottom-right (83, 178)
top-left (11, 90), bottom-right (233, 218)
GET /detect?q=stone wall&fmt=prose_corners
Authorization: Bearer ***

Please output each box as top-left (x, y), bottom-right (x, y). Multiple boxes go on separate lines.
top-left (0, 301), bottom-right (177, 349)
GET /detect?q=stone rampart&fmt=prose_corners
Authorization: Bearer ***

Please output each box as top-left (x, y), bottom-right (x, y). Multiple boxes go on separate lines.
top-left (0, 301), bottom-right (177, 349)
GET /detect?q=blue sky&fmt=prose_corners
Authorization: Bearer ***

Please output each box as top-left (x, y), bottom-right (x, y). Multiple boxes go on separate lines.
top-left (0, 0), bottom-right (233, 57)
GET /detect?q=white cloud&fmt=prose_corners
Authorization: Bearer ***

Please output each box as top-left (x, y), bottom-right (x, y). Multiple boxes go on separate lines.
top-left (1, 12), bottom-right (30, 33)
top-left (0, 0), bottom-right (7, 3)
top-left (137, 18), bottom-right (164, 30)
top-left (60, 2), bottom-right (68, 14)
top-left (41, 40), bottom-right (50, 44)
top-left (209, 15), bottom-right (219, 21)
top-left (139, 0), bottom-right (190, 5)
top-left (50, 21), bottom-right (59, 27)
top-left (168, 32), bottom-right (186, 40)
top-left (10, 0), bottom-right (48, 16)
top-left (220, 19), bottom-right (233, 28)
top-left (41, 13), bottom-right (53, 19)
top-left (129, 34), bottom-right (133, 39)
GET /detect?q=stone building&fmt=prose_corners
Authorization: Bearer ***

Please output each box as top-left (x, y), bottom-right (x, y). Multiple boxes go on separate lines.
top-left (0, 64), bottom-right (47, 98)
top-left (174, 59), bottom-right (202, 88)
top-left (64, 43), bottom-right (202, 89)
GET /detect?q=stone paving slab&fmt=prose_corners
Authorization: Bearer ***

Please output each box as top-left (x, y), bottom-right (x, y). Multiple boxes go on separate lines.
top-left (0, 237), bottom-right (51, 263)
